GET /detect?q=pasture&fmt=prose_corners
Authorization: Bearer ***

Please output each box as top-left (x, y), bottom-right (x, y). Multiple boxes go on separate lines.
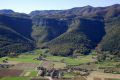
top-left (0, 53), bottom-right (42, 64)
top-left (46, 55), bottom-right (94, 65)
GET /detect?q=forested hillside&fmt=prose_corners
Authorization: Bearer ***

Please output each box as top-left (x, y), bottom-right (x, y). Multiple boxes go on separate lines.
top-left (0, 4), bottom-right (120, 57)
top-left (98, 16), bottom-right (120, 57)
top-left (0, 14), bottom-right (34, 57)
top-left (47, 18), bottom-right (105, 56)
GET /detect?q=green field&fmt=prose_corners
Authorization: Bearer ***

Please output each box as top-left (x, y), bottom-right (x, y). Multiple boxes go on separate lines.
top-left (0, 49), bottom-right (96, 66)
top-left (46, 55), bottom-right (94, 65)
top-left (0, 77), bottom-right (30, 80)
top-left (63, 72), bottom-right (76, 78)
top-left (0, 49), bottom-right (44, 64)
top-left (29, 71), bottom-right (38, 76)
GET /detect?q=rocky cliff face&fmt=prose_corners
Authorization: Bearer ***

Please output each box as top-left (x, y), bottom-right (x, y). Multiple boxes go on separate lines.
top-left (32, 17), bottom-right (68, 47)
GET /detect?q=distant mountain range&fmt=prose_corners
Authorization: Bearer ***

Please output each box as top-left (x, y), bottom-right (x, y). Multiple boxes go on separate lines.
top-left (0, 4), bottom-right (120, 57)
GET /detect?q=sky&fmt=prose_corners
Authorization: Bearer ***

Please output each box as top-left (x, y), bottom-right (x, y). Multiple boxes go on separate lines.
top-left (0, 0), bottom-right (120, 13)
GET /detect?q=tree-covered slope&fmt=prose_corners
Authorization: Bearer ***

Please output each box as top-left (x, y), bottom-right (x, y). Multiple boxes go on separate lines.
top-left (47, 18), bottom-right (105, 56)
top-left (0, 15), bottom-right (34, 57)
top-left (97, 16), bottom-right (120, 56)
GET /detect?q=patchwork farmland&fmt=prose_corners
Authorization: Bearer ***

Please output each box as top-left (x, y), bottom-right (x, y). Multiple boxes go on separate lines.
top-left (0, 49), bottom-right (120, 80)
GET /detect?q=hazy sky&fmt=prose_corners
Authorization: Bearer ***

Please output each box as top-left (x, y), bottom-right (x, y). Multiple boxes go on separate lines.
top-left (0, 0), bottom-right (120, 13)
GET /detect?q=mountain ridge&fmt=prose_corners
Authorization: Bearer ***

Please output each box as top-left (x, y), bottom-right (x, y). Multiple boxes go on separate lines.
top-left (0, 4), bottom-right (120, 57)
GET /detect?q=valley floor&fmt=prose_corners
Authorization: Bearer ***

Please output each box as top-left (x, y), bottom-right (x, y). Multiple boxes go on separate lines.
top-left (0, 49), bottom-right (120, 80)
